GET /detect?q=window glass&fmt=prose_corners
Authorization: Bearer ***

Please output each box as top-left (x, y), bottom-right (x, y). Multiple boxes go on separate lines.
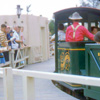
top-left (84, 22), bottom-right (88, 29)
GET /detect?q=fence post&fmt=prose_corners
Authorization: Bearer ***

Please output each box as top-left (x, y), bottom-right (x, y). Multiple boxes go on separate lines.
top-left (3, 67), bottom-right (14, 100)
top-left (23, 76), bottom-right (35, 100)
top-left (9, 50), bottom-right (15, 68)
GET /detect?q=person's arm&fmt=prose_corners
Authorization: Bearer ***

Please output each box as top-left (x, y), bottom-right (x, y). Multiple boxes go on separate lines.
top-left (51, 34), bottom-right (55, 41)
top-left (83, 26), bottom-right (94, 41)
top-left (13, 32), bottom-right (23, 43)
top-left (51, 38), bottom-right (55, 41)
top-left (15, 40), bottom-right (23, 43)
top-left (7, 40), bottom-right (10, 43)
top-left (10, 37), bottom-right (16, 41)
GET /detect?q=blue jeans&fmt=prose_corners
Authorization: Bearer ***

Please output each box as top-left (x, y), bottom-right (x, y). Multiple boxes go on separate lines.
top-left (0, 53), bottom-right (5, 64)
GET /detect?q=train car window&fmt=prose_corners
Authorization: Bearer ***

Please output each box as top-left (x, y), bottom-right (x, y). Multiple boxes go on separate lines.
top-left (91, 22), bottom-right (95, 27)
top-left (79, 22), bottom-right (82, 25)
top-left (63, 22), bottom-right (68, 30)
top-left (98, 22), bottom-right (100, 28)
top-left (84, 22), bottom-right (88, 30)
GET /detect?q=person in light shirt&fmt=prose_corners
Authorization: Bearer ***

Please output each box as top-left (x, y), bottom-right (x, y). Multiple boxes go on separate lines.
top-left (13, 26), bottom-right (23, 47)
top-left (9, 30), bottom-right (19, 49)
top-left (51, 24), bottom-right (65, 41)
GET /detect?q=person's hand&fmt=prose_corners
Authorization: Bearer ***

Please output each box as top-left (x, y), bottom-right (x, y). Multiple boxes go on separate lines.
top-left (21, 40), bottom-right (23, 43)
top-left (0, 50), bottom-right (3, 53)
top-left (8, 48), bottom-right (11, 51)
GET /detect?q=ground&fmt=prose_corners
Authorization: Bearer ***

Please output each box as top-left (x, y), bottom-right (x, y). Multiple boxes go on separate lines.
top-left (0, 57), bottom-right (79, 100)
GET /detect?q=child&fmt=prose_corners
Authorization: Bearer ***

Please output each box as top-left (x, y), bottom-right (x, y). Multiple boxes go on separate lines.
top-left (94, 31), bottom-right (100, 44)
top-left (0, 51), bottom-right (5, 64)
top-left (9, 30), bottom-right (19, 49)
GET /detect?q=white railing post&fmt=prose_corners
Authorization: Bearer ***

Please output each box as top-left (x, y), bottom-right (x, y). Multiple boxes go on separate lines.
top-left (3, 67), bottom-right (14, 100)
top-left (23, 76), bottom-right (35, 100)
top-left (9, 50), bottom-right (15, 68)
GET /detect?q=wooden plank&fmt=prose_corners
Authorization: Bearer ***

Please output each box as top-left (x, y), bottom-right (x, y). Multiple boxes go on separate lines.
top-left (23, 76), bottom-right (35, 100)
top-left (14, 56), bottom-right (29, 63)
top-left (0, 62), bottom-right (10, 67)
top-left (12, 69), bottom-right (100, 87)
top-left (16, 65), bottom-right (24, 69)
top-left (0, 71), bottom-right (3, 77)
top-left (3, 68), bottom-right (14, 100)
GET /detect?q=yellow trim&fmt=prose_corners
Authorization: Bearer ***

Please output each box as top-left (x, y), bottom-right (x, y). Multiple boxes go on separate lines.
top-left (58, 48), bottom-right (85, 51)
top-left (64, 82), bottom-right (82, 87)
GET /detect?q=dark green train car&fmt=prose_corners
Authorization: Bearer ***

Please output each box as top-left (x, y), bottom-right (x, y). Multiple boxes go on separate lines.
top-left (84, 44), bottom-right (100, 100)
top-left (58, 42), bottom-right (85, 74)
top-left (54, 7), bottom-right (100, 99)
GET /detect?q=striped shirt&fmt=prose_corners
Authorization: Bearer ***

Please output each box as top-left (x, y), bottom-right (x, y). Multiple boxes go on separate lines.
top-left (0, 30), bottom-right (8, 47)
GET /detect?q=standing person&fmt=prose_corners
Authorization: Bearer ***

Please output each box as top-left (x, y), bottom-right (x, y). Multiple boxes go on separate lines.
top-left (9, 30), bottom-right (19, 49)
top-left (0, 24), bottom-right (8, 47)
top-left (20, 27), bottom-right (26, 47)
top-left (0, 24), bottom-right (8, 63)
top-left (66, 12), bottom-right (94, 42)
top-left (13, 26), bottom-right (23, 47)
top-left (6, 26), bottom-right (12, 47)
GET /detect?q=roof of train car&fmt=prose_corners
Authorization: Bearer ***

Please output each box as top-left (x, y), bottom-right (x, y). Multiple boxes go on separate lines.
top-left (54, 7), bottom-right (100, 22)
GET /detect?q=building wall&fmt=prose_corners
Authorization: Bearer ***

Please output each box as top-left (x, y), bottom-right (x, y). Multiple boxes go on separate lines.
top-left (0, 14), bottom-right (50, 64)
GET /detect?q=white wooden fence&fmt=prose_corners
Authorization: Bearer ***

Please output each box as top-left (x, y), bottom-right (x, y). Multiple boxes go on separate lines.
top-left (0, 67), bottom-right (100, 100)
top-left (0, 46), bottom-right (30, 68)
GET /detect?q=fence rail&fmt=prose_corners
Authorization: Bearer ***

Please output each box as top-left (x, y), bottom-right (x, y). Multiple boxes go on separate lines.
top-left (0, 67), bottom-right (100, 100)
top-left (0, 46), bottom-right (30, 68)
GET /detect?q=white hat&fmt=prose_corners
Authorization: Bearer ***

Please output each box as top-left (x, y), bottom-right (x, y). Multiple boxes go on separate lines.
top-left (69, 12), bottom-right (83, 20)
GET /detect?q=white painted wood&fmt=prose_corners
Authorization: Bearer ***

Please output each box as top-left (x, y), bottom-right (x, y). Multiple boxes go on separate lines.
top-left (0, 46), bottom-right (30, 68)
top-left (0, 62), bottom-right (10, 67)
top-left (10, 50), bottom-right (15, 68)
top-left (23, 76), bottom-right (35, 100)
top-left (0, 67), bottom-right (100, 100)
top-left (3, 67), bottom-right (14, 100)
top-left (0, 71), bottom-right (3, 77)
top-left (12, 69), bottom-right (100, 87)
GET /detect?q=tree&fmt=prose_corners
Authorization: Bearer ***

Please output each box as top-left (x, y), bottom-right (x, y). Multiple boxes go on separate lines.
top-left (80, 0), bottom-right (100, 8)
top-left (49, 20), bottom-right (55, 35)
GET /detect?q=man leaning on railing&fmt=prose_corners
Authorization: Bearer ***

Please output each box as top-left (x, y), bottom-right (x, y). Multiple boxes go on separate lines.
top-left (0, 24), bottom-right (9, 64)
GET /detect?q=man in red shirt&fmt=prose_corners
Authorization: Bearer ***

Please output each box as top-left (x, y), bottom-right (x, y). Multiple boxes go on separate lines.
top-left (66, 12), bottom-right (94, 42)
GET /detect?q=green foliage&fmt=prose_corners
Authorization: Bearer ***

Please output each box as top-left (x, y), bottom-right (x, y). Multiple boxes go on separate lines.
top-left (49, 20), bottom-right (55, 35)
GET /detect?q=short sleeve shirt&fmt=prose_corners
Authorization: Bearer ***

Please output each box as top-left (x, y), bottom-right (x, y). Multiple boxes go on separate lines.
top-left (58, 30), bottom-right (65, 41)
top-left (0, 30), bottom-right (8, 47)
top-left (13, 30), bottom-right (20, 40)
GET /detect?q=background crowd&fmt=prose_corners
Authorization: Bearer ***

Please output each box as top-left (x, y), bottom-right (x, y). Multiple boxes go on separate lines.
top-left (0, 24), bottom-right (26, 64)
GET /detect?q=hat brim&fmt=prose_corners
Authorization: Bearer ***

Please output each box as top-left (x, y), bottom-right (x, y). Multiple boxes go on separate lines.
top-left (69, 17), bottom-right (83, 20)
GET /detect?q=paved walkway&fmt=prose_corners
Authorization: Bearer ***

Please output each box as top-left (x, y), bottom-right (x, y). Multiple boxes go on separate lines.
top-left (0, 57), bottom-right (79, 100)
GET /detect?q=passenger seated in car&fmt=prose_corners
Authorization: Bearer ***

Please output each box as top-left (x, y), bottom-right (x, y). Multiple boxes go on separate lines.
top-left (94, 31), bottom-right (100, 44)
top-left (51, 24), bottom-right (65, 41)
top-left (66, 12), bottom-right (94, 42)
top-left (91, 26), bottom-right (98, 35)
